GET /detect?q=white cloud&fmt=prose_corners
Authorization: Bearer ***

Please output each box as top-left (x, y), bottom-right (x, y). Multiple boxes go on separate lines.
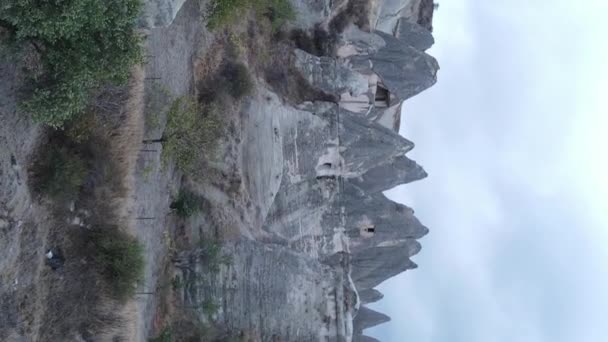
top-left (367, 1), bottom-right (608, 341)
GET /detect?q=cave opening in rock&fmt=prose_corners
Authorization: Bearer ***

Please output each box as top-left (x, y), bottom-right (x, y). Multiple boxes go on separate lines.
top-left (375, 84), bottom-right (390, 108)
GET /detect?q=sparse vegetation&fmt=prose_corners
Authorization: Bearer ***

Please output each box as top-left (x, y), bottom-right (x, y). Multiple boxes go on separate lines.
top-left (202, 299), bottom-right (220, 317)
top-left (171, 189), bottom-right (204, 218)
top-left (149, 326), bottom-right (173, 342)
top-left (88, 225), bottom-right (145, 300)
top-left (205, 0), bottom-right (295, 31)
top-left (172, 275), bottom-right (185, 290)
top-left (0, 0), bottom-right (143, 127)
top-left (199, 60), bottom-right (254, 103)
top-left (200, 239), bottom-right (233, 272)
top-left (219, 62), bottom-right (254, 99)
top-left (156, 96), bottom-right (222, 174)
top-left (142, 164), bottom-right (155, 181)
top-left (30, 144), bottom-right (89, 200)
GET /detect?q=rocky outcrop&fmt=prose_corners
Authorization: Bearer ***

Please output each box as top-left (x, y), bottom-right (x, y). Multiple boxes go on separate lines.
top-left (353, 307), bottom-right (390, 334)
top-left (179, 240), bottom-right (357, 341)
top-left (342, 26), bottom-right (439, 103)
top-left (273, 2), bottom-right (438, 340)
top-left (357, 336), bottom-right (381, 342)
top-left (372, 0), bottom-right (435, 33)
top-left (294, 49), bottom-right (369, 99)
top-left (139, 0), bottom-right (188, 28)
top-left (358, 288), bottom-right (384, 305)
top-left (395, 18), bottom-right (435, 51)
top-left (169, 0), bottom-right (439, 341)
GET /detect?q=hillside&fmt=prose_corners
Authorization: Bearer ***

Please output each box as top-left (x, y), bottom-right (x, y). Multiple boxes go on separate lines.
top-left (0, 0), bottom-right (439, 341)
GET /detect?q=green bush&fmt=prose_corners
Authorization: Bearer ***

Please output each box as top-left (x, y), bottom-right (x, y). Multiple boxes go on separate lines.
top-left (160, 97), bottom-right (222, 174)
top-left (88, 225), bottom-right (145, 300)
top-left (220, 62), bottom-right (253, 99)
top-left (206, 0), bottom-right (248, 30)
top-left (259, 0), bottom-right (296, 32)
top-left (206, 0), bottom-right (295, 31)
top-left (30, 145), bottom-right (88, 200)
top-left (0, 0), bottom-right (143, 127)
top-left (170, 190), bottom-right (204, 218)
top-left (199, 61), bottom-right (253, 103)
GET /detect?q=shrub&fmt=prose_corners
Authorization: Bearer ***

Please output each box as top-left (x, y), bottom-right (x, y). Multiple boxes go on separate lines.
top-left (0, 0), bottom-right (143, 127)
top-left (206, 0), bottom-right (249, 30)
top-left (257, 0), bottom-right (296, 32)
top-left (206, 0), bottom-right (294, 31)
top-left (170, 189), bottom-right (203, 218)
top-left (219, 61), bottom-right (253, 99)
top-left (199, 61), bottom-right (253, 103)
top-left (88, 225), bottom-right (145, 300)
top-left (30, 145), bottom-right (88, 200)
top-left (160, 97), bottom-right (222, 174)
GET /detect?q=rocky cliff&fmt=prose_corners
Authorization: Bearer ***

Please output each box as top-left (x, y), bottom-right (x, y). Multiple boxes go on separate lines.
top-left (0, 0), bottom-right (437, 341)
top-left (142, 0), bottom-right (439, 340)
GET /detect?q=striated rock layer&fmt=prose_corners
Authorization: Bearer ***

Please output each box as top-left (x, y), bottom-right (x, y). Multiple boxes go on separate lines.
top-left (167, 0), bottom-right (439, 341)
top-left (277, 2), bottom-right (438, 339)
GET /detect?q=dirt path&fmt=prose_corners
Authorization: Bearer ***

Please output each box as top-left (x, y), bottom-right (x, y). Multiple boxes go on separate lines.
top-left (129, 0), bottom-right (215, 340)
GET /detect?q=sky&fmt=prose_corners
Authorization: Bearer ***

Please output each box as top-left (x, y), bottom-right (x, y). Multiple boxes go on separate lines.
top-left (368, 1), bottom-right (608, 341)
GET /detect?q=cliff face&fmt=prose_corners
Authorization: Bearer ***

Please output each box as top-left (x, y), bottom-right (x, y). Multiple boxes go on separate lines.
top-left (158, 0), bottom-right (439, 341)
top-left (278, 3), bottom-right (437, 339)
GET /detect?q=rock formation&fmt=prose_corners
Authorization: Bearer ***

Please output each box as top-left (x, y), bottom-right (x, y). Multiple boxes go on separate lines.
top-left (274, 2), bottom-right (438, 339)
top-left (139, 0), bottom-right (187, 28)
top-left (163, 0), bottom-right (439, 340)
top-left (0, 0), bottom-right (438, 340)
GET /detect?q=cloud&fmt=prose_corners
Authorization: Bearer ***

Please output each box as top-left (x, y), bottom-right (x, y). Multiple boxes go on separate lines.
top-left (365, 1), bottom-right (608, 341)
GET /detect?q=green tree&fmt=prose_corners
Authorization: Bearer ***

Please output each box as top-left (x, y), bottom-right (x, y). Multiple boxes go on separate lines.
top-left (0, 0), bottom-right (143, 127)
top-left (170, 189), bottom-right (204, 218)
top-left (88, 225), bottom-right (145, 300)
top-left (145, 97), bottom-right (221, 174)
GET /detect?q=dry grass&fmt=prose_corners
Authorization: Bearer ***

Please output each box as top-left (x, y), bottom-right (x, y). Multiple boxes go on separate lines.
top-left (214, 17), bottom-right (337, 105)
top-left (91, 64), bottom-right (145, 226)
top-left (95, 63), bottom-right (146, 342)
top-left (21, 65), bottom-right (147, 341)
top-left (36, 227), bottom-right (134, 341)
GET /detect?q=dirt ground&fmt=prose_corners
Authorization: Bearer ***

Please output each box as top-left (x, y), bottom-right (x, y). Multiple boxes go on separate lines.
top-left (0, 0), bottom-right (279, 340)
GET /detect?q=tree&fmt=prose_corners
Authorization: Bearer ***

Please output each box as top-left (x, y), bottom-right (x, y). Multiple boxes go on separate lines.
top-left (0, 0), bottom-right (143, 127)
top-left (145, 97), bottom-right (221, 174)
